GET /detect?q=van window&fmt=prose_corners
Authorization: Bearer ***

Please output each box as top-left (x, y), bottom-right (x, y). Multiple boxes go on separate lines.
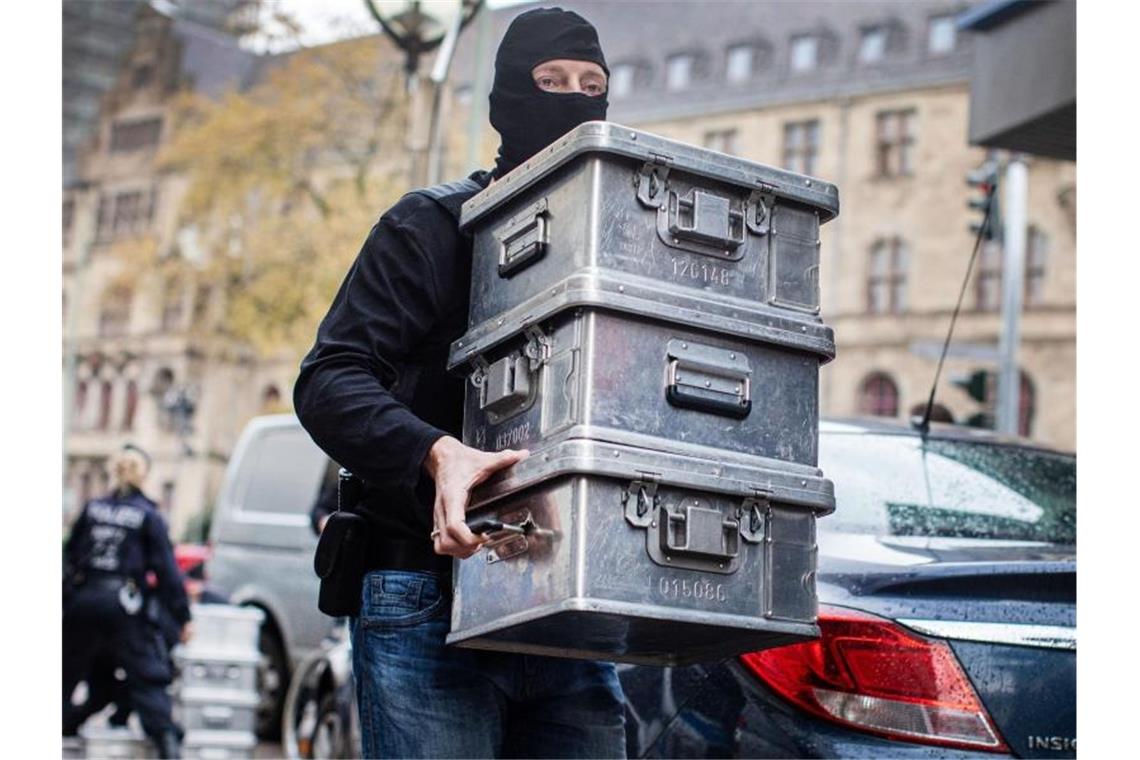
top-left (237, 428), bottom-right (327, 517)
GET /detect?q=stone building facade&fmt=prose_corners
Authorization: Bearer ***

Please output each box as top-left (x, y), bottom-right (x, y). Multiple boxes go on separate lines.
top-left (63, 5), bottom-right (293, 537)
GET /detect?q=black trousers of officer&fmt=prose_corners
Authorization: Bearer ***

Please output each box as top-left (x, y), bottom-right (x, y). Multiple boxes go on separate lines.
top-left (62, 579), bottom-right (177, 741)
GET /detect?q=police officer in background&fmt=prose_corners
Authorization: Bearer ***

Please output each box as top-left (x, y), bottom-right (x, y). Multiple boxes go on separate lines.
top-left (63, 444), bottom-right (193, 758)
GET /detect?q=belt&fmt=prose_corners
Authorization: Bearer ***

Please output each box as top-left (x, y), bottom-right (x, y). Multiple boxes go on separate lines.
top-left (364, 538), bottom-right (452, 575)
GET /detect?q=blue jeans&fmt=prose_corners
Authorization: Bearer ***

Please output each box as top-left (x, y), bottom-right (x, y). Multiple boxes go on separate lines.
top-left (351, 569), bottom-right (627, 759)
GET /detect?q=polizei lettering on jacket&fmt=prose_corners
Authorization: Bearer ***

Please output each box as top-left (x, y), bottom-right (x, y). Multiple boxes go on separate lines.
top-left (87, 501), bottom-right (147, 529)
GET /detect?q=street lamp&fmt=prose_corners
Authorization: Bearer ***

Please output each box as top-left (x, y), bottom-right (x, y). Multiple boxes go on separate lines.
top-left (363, 0), bottom-right (484, 185)
top-left (364, 0), bottom-right (482, 90)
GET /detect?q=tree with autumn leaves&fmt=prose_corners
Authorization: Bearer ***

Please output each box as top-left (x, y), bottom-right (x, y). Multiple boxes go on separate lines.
top-left (146, 36), bottom-right (411, 358)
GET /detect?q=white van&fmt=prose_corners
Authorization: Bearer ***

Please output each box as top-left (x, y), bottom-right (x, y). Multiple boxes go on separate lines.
top-left (206, 414), bottom-right (339, 738)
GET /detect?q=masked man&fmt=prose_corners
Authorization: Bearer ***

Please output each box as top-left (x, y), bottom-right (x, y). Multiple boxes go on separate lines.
top-left (294, 7), bottom-right (625, 759)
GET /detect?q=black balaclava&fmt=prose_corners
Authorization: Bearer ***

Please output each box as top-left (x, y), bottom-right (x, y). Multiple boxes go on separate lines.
top-left (489, 7), bottom-right (609, 178)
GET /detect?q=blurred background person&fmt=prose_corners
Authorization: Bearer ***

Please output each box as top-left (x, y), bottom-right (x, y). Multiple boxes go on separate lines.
top-left (63, 444), bottom-right (193, 758)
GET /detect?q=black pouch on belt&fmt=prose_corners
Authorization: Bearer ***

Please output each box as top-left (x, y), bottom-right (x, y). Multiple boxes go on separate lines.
top-left (313, 469), bottom-right (370, 617)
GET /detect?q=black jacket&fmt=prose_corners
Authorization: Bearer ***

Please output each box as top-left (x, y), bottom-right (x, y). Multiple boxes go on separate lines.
top-left (64, 487), bottom-right (192, 626)
top-left (294, 171), bottom-right (492, 561)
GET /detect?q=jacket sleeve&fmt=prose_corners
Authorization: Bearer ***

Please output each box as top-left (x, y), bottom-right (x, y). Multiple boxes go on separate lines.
top-left (144, 511), bottom-right (192, 626)
top-left (293, 204), bottom-right (450, 498)
top-left (64, 503), bottom-right (90, 571)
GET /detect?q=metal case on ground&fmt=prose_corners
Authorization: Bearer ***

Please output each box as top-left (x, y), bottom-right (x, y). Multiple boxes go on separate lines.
top-left (446, 439), bottom-right (832, 665)
top-left (178, 687), bottom-right (259, 734)
top-left (78, 727), bottom-right (151, 760)
top-left (174, 648), bottom-right (260, 693)
top-left (181, 729), bottom-right (257, 760)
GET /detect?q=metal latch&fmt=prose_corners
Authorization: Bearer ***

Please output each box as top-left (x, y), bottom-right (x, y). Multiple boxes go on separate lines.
top-left (622, 479), bottom-right (659, 528)
top-left (470, 327), bottom-right (549, 421)
top-left (636, 161), bottom-right (671, 209)
top-left (738, 494), bottom-right (769, 544)
top-left (745, 188), bottom-right (776, 235)
top-left (665, 188), bottom-right (747, 255)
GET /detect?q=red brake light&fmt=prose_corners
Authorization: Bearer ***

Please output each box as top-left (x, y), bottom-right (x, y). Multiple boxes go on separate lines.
top-left (740, 606), bottom-right (1009, 753)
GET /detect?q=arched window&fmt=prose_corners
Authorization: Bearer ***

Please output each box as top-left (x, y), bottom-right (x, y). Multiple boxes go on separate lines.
top-left (74, 380), bottom-right (88, 420)
top-left (858, 372), bottom-right (899, 417)
top-left (98, 285), bottom-right (133, 337)
top-left (96, 380), bottom-right (114, 431)
top-left (867, 237), bottom-right (908, 314)
top-left (122, 380), bottom-right (139, 431)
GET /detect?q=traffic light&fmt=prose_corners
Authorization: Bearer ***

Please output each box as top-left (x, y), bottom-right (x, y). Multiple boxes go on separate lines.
top-left (951, 369), bottom-right (992, 404)
top-left (966, 164), bottom-right (1001, 240)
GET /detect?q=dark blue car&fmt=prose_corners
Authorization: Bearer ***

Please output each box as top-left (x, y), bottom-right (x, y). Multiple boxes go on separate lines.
top-left (621, 418), bottom-right (1076, 759)
top-left (283, 417), bottom-right (1076, 759)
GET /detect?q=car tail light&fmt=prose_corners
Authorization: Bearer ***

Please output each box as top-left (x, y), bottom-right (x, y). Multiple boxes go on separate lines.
top-left (740, 605), bottom-right (1008, 753)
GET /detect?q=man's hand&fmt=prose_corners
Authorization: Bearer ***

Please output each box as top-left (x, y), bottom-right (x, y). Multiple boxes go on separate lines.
top-left (180, 622), bottom-right (194, 644)
top-left (424, 436), bottom-right (528, 559)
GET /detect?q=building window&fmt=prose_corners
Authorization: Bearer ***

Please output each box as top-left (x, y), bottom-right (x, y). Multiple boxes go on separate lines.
top-left (98, 286), bottom-right (133, 337)
top-left (790, 35), bottom-right (818, 72)
top-left (703, 128), bottom-right (738, 156)
top-left (1025, 225), bottom-right (1049, 307)
top-left (665, 54), bottom-right (694, 91)
top-left (859, 372), bottom-right (900, 417)
top-left (161, 276), bottom-right (185, 332)
top-left (783, 120), bottom-right (820, 175)
top-left (928, 14), bottom-right (957, 55)
top-left (110, 118), bottom-right (162, 153)
top-left (610, 63), bottom-right (636, 99)
top-left (97, 380), bottom-right (114, 431)
top-left (74, 380), bottom-right (88, 423)
top-left (132, 64), bottom-right (154, 89)
top-left (725, 44), bottom-right (755, 83)
top-left (96, 188), bottom-right (158, 241)
top-left (874, 109), bottom-right (916, 178)
top-left (867, 237), bottom-right (908, 314)
top-left (122, 380), bottom-right (139, 431)
top-left (975, 240), bottom-right (1003, 311)
top-left (859, 26), bottom-right (888, 63)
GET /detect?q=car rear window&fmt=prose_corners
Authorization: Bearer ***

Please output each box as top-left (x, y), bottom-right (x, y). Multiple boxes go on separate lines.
top-left (818, 433), bottom-right (1075, 544)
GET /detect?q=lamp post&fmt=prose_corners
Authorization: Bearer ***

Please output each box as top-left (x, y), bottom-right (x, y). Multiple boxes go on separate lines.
top-left (363, 0), bottom-right (484, 186)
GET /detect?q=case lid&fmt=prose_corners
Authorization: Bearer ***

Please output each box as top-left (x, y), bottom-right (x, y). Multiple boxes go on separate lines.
top-left (448, 270), bottom-right (836, 373)
top-left (461, 121), bottom-right (840, 230)
top-left (469, 438), bottom-right (835, 515)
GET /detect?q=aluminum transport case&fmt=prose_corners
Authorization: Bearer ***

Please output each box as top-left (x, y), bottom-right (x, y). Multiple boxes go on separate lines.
top-left (446, 439), bottom-right (832, 665)
top-left (446, 122), bottom-right (838, 664)
top-left (459, 121), bottom-right (839, 329)
top-left (450, 122), bottom-right (838, 469)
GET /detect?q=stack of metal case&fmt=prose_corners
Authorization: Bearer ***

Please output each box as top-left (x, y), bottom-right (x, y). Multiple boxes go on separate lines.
top-left (447, 122), bottom-right (839, 666)
top-left (75, 727), bottom-right (151, 759)
top-left (174, 604), bottom-right (263, 759)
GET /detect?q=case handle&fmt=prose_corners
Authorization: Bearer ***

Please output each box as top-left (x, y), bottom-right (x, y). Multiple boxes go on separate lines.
top-left (664, 339), bottom-right (752, 419)
top-left (496, 197), bottom-right (548, 277)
